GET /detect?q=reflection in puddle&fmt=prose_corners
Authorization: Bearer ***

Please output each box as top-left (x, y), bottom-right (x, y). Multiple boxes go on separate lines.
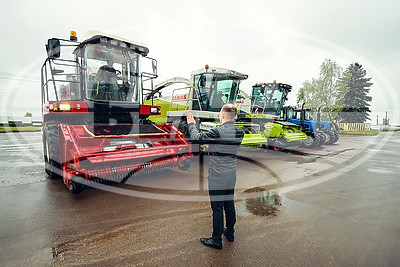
top-left (244, 187), bottom-right (282, 217)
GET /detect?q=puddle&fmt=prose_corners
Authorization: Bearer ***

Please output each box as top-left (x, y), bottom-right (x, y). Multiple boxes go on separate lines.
top-left (242, 186), bottom-right (282, 217)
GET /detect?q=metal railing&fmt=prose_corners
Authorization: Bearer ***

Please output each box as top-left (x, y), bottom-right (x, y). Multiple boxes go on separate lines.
top-left (169, 86), bottom-right (202, 112)
top-left (335, 123), bottom-right (372, 131)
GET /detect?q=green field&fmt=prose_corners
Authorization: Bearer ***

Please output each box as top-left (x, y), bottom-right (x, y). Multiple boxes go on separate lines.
top-left (0, 126), bottom-right (41, 133)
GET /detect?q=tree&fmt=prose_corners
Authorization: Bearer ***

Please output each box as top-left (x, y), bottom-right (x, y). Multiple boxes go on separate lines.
top-left (24, 112), bottom-right (33, 117)
top-left (337, 63), bottom-right (372, 123)
top-left (297, 59), bottom-right (347, 121)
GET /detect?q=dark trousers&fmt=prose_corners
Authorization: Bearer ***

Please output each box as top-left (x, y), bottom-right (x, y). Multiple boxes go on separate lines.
top-left (209, 189), bottom-right (236, 243)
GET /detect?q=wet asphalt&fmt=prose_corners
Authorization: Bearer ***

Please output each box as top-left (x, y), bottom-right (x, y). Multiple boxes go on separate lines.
top-left (1, 131), bottom-right (400, 265)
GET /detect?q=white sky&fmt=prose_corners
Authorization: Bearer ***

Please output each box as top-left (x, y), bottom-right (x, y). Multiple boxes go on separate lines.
top-left (0, 0), bottom-right (399, 124)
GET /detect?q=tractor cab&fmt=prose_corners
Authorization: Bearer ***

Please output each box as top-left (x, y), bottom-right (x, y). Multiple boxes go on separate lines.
top-left (284, 107), bottom-right (313, 121)
top-left (281, 106), bottom-right (314, 125)
top-left (250, 81), bottom-right (292, 115)
top-left (191, 66), bottom-right (248, 112)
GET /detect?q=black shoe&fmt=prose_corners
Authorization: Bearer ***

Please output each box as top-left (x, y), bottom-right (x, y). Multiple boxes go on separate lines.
top-left (223, 228), bottom-right (234, 242)
top-left (200, 237), bottom-right (222, 250)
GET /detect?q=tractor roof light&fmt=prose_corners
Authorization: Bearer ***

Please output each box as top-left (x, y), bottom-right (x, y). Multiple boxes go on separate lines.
top-left (205, 64), bottom-right (209, 71)
top-left (70, 31), bottom-right (77, 41)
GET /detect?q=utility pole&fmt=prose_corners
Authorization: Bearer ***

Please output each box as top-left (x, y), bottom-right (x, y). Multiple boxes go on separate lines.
top-left (383, 111), bottom-right (389, 125)
top-left (376, 114), bottom-right (379, 125)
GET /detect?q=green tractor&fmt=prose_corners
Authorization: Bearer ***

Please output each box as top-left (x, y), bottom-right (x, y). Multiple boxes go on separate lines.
top-left (237, 81), bottom-right (308, 150)
top-left (144, 65), bottom-right (274, 148)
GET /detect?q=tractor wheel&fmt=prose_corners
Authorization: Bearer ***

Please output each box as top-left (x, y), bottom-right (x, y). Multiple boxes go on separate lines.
top-left (301, 135), bottom-right (318, 149)
top-left (323, 130), bottom-right (332, 145)
top-left (173, 118), bottom-right (188, 136)
top-left (43, 139), bottom-right (51, 176)
top-left (273, 140), bottom-right (284, 151)
top-left (178, 158), bottom-right (192, 171)
top-left (172, 118), bottom-right (181, 130)
top-left (316, 132), bottom-right (327, 147)
top-left (45, 125), bottom-right (62, 179)
top-left (325, 130), bottom-right (336, 145)
top-left (261, 144), bottom-right (270, 152)
top-left (67, 179), bottom-right (85, 194)
top-left (331, 131), bottom-right (340, 144)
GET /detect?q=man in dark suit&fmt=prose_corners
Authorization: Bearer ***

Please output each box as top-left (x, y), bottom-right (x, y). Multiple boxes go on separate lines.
top-left (186, 104), bottom-right (244, 250)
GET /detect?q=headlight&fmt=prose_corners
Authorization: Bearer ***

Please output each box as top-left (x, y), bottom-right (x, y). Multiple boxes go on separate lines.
top-left (59, 103), bottom-right (71, 111)
top-left (150, 107), bottom-right (159, 114)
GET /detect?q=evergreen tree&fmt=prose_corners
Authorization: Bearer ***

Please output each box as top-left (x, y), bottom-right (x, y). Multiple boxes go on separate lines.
top-left (337, 63), bottom-right (372, 123)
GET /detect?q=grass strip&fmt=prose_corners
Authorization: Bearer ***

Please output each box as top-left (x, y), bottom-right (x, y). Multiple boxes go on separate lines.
top-left (0, 126), bottom-right (41, 133)
top-left (340, 130), bottom-right (379, 136)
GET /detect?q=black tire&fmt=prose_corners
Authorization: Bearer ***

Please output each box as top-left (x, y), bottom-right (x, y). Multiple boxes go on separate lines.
top-left (301, 135), bottom-right (318, 149)
top-left (261, 143), bottom-right (270, 152)
top-left (272, 140), bottom-right (284, 151)
top-left (324, 130), bottom-right (336, 145)
top-left (316, 132), bottom-right (326, 147)
top-left (178, 158), bottom-right (192, 171)
top-left (322, 130), bottom-right (331, 145)
top-left (43, 136), bottom-right (51, 176)
top-left (314, 134), bottom-right (322, 147)
top-left (67, 179), bottom-right (85, 194)
top-left (330, 131), bottom-right (339, 144)
top-left (45, 125), bottom-right (62, 179)
top-left (172, 117), bottom-right (188, 136)
top-left (172, 118), bottom-right (181, 129)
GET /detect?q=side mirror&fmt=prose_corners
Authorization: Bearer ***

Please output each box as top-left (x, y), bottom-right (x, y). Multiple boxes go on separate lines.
top-left (152, 59), bottom-right (157, 76)
top-left (46, 38), bottom-right (60, 58)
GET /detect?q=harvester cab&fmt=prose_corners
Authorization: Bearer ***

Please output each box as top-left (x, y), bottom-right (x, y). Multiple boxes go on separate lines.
top-left (144, 65), bottom-right (269, 148)
top-left (168, 65), bottom-right (248, 117)
top-left (41, 31), bottom-right (193, 193)
top-left (242, 81), bottom-right (308, 151)
top-left (249, 81), bottom-right (291, 115)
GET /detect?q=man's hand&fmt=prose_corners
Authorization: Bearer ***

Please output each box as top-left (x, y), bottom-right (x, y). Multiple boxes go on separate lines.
top-left (186, 112), bottom-right (196, 124)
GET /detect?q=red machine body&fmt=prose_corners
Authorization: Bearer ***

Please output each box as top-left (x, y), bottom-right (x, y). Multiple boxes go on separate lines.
top-left (41, 32), bottom-right (193, 193)
top-left (59, 122), bottom-right (192, 186)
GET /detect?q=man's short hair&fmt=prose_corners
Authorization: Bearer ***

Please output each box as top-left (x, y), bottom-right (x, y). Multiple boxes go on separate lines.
top-left (221, 104), bottom-right (237, 120)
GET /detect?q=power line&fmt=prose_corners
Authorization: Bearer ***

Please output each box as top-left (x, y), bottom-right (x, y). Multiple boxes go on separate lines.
top-left (0, 70), bottom-right (37, 79)
top-left (0, 76), bottom-right (39, 82)
top-left (0, 70), bottom-right (39, 82)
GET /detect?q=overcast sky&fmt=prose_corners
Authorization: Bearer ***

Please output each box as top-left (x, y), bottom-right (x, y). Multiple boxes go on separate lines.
top-left (0, 0), bottom-right (399, 124)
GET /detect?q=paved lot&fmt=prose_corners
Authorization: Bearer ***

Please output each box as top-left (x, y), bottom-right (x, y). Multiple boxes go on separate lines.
top-left (1, 131), bottom-right (399, 265)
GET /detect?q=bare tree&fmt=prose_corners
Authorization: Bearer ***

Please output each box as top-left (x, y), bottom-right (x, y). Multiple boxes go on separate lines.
top-left (297, 59), bottom-right (347, 121)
